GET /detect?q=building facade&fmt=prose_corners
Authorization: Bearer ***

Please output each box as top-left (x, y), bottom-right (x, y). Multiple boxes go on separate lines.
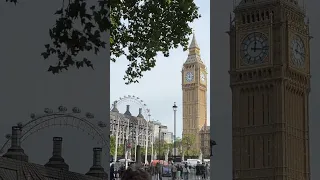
top-left (162, 131), bottom-right (173, 144)
top-left (0, 126), bottom-right (107, 180)
top-left (229, 0), bottom-right (311, 179)
top-left (199, 125), bottom-right (210, 158)
top-left (110, 102), bottom-right (174, 158)
top-left (182, 33), bottom-right (210, 157)
top-left (110, 102), bottom-right (153, 148)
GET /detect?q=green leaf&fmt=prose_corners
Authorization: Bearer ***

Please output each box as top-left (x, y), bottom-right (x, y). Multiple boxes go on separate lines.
top-left (6, 0), bottom-right (200, 84)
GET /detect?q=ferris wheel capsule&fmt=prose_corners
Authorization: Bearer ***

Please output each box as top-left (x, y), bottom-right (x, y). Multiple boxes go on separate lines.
top-left (98, 121), bottom-right (107, 127)
top-left (58, 106), bottom-right (67, 112)
top-left (72, 107), bottom-right (81, 113)
top-left (5, 134), bottom-right (11, 139)
top-left (17, 122), bottom-right (23, 128)
top-left (86, 112), bottom-right (94, 119)
top-left (44, 108), bottom-right (53, 114)
top-left (30, 113), bottom-right (36, 119)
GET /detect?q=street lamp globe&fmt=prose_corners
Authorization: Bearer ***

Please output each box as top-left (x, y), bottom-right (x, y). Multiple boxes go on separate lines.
top-left (173, 102), bottom-right (177, 111)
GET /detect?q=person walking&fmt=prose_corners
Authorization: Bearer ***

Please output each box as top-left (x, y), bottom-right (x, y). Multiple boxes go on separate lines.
top-left (205, 164), bottom-right (209, 180)
top-left (156, 162), bottom-right (163, 180)
top-left (110, 163), bottom-right (115, 180)
top-left (171, 164), bottom-right (177, 180)
top-left (182, 163), bottom-right (189, 180)
top-left (176, 164), bottom-right (181, 180)
top-left (195, 163), bottom-right (201, 180)
top-left (201, 163), bottom-right (206, 180)
top-left (178, 164), bottom-right (183, 179)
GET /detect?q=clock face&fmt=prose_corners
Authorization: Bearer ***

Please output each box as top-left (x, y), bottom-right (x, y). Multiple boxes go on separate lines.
top-left (185, 72), bottom-right (194, 82)
top-left (290, 35), bottom-right (305, 67)
top-left (240, 32), bottom-right (269, 65)
top-left (200, 72), bottom-right (206, 83)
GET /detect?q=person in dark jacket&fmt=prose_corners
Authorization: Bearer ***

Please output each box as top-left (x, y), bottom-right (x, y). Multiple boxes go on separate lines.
top-left (110, 164), bottom-right (115, 180)
top-left (121, 167), bottom-right (151, 180)
top-left (201, 163), bottom-right (206, 179)
top-left (156, 162), bottom-right (163, 180)
top-left (195, 163), bottom-right (202, 180)
top-left (178, 164), bottom-right (183, 179)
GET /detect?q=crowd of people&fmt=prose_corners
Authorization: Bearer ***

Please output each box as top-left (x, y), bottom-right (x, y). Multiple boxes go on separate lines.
top-left (110, 161), bottom-right (210, 180)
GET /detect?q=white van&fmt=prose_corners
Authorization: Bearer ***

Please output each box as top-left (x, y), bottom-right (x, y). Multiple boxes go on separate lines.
top-left (186, 159), bottom-right (201, 168)
top-left (203, 159), bottom-right (210, 164)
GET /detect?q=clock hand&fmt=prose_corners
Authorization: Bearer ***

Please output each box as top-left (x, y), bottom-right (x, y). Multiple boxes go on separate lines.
top-left (295, 49), bottom-right (302, 56)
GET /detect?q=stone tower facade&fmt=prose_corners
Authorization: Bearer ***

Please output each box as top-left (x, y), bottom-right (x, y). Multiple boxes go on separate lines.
top-left (229, 0), bottom-right (311, 179)
top-left (182, 33), bottom-right (208, 154)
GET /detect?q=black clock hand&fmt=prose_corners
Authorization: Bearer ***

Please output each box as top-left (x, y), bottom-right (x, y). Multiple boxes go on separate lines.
top-left (295, 49), bottom-right (303, 55)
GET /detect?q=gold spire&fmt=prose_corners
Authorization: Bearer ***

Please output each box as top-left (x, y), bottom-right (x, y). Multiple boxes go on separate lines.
top-left (189, 32), bottom-right (199, 50)
top-left (188, 32), bottom-right (200, 56)
top-left (184, 31), bottom-right (202, 64)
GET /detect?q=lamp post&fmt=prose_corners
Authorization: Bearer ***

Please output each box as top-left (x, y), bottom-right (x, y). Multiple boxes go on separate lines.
top-left (134, 124), bottom-right (139, 161)
top-left (145, 113), bottom-right (151, 164)
top-left (158, 125), bottom-right (162, 160)
top-left (151, 130), bottom-right (154, 162)
top-left (172, 102), bottom-right (177, 163)
top-left (124, 118), bottom-right (130, 169)
top-left (114, 115), bottom-right (121, 162)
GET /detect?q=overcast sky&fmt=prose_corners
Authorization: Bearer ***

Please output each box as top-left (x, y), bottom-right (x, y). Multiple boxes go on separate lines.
top-left (110, 0), bottom-right (210, 138)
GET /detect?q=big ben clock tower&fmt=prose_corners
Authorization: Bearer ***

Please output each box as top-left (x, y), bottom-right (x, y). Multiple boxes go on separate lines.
top-left (182, 33), bottom-right (207, 151)
top-left (229, 0), bottom-right (311, 180)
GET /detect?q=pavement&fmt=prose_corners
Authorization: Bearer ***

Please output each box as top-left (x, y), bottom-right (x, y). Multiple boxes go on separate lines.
top-left (152, 174), bottom-right (197, 180)
top-left (151, 169), bottom-right (209, 180)
top-left (112, 168), bottom-right (210, 180)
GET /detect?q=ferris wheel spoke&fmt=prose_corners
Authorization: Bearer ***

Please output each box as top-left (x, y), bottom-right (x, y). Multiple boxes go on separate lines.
top-left (0, 106), bottom-right (109, 157)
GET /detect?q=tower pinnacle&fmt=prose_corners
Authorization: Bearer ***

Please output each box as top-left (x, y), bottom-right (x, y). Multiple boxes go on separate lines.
top-left (189, 32), bottom-right (199, 49)
top-left (184, 32), bottom-right (202, 64)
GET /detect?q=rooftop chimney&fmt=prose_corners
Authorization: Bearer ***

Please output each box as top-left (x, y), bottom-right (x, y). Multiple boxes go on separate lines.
top-left (2, 126), bottom-right (28, 162)
top-left (137, 108), bottom-right (144, 118)
top-left (86, 147), bottom-right (108, 178)
top-left (111, 101), bottom-right (119, 113)
top-left (44, 137), bottom-right (69, 171)
top-left (124, 105), bottom-right (131, 116)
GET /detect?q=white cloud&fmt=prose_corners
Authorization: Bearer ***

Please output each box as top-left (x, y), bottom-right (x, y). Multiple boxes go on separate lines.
top-left (110, 0), bottom-right (210, 138)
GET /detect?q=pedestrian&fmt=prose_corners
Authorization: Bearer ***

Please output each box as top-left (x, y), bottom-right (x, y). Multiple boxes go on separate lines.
top-left (182, 163), bottom-right (189, 180)
top-left (119, 165), bottom-right (126, 179)
top-left (110, 163), bottom-right (115, 180)
top-left (121, 166), bottom-right (151, 180)
top-left (156, 162), bottom-right (163, 180)
top-left (172, 164), bottom-right (177, 180)
top-left (178, 164), bottom-right (183, 179)
top-left (195, 163), bottom-right (201, 180)
top-left (201, 163), bottom-right (206, 180)
top-left (176, 164), bottom-right (181, 180)
top-left (205, 163), bottom-right (209, 180)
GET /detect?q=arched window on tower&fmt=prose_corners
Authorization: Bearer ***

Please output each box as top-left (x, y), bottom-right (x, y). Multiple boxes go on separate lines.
top-left (242, 14), bottom-right (246, 24)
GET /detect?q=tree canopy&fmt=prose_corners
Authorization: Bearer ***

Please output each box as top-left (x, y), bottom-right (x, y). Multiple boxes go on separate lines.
top-left (181, 134), bottom-right (199, 156)
top-left (5, 0), bottom-right (200, 84)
